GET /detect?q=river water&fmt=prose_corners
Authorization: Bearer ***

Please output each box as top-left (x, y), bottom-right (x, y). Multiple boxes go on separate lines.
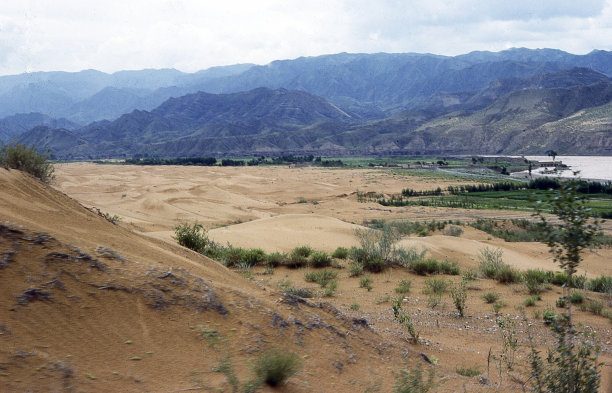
top-left (519, 156), bottom-right (612, 182)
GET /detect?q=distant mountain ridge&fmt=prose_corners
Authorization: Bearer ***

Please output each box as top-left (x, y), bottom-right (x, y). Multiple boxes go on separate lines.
top-left (5, 48), bottom-right (612, 157)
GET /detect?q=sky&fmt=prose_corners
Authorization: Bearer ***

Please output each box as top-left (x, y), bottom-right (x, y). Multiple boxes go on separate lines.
top-left (1, 0), bottom-right (612, 76)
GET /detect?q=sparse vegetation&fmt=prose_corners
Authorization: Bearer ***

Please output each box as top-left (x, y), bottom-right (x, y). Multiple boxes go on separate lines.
top-left (456, 366), bottom-right (480, 377)
top-left (482, 292), bottom-right (500, 304)
top-left (394, 279), bottom-right (412, 295)
top-left (393, 365), bottom-right (436, 393)
top-left (450, 280), bottom-right (468, 317)
top-left (359, 275), bottom-right (373, 291)
top-left (304, 269), bottom-right (337, 287)
top-left (392, 298), bottom-right (419, 344)
top-left (252, 348), bottom-right (301, 387)
top-left (309, 251), bottom-right (332, 267)
top-left (173, 221), bottom-right (209, 253)
top-left (332, 246), bottom-right (349, 259)
top-left (0, 143), bottom-right (55, 183)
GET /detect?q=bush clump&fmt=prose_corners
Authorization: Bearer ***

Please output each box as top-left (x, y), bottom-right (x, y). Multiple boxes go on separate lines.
top-left (309, 251), bottom-right (332, 268)
top-left (331, 246), bottom-right (349, 259)
top-left (0, 143), bottom-right (55, 183)
top-left (252, 348), bottom-right (301, 386)
top-left (173, 222), bottom-right (209, 253)
top-left (304, 269), bottom-right (337, 287)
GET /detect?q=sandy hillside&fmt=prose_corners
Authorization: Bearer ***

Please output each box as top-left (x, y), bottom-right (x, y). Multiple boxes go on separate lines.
top-left (2, 163), bottom-right (611, 392)
top-left (1, 167), bottom-right (435, 393)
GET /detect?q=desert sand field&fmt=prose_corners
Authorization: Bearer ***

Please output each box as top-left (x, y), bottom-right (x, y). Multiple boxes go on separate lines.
top-left (1, 162), bottom-right (610, 392)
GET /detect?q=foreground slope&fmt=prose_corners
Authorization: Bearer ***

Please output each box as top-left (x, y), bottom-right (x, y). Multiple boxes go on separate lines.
top-left (0, 168), bottom-right (429, 392)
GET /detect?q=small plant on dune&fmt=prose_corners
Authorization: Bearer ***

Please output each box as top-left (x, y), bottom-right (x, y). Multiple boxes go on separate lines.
top-left (265, 252), bottom-right (287, 267)
top-left (173, 221), bottom-right (209, 253)
top-left (359, 275), bottom-right (373, 291)
top-left (304, 269), bottom-right (337, 287)
top-left (243, 248), bottom-right (266, 267)
top-left (443, 225), bottom-right (463, 237)
top-left (350, 302), bottom-right (360, 311)
top-left (348, 259), bottom-right (364, 277)
top-left (523, 295), bottom-right (540, 307)
top-left (478, 247), bottom-right (505, 279)
top-left (321, 280), bottom-right (338, 297)
top-left (456, 366), bottom-right (481, 377)
top-left (332, 246), bottom-right (349, 259)
top-left (450, 280), bottom-right (468, 317)
top-left (393, 364), bottom-right (436, 393)
top-left (287, 247), bottom-right (309, 268)
top-left (309, 251), bottom-right (332, 268)
top-left (252, 348), bottom-right (301, 387)
top-left (102, 212), bottom-right (121, 225)
top-left (482, 292), bottom-right (500, 304)
top-left (492, 301), bottom-right (506, 314)
top-left (0, 143), bottom-right (55, 183)
top-left (395, 279), bottom-right (412, 295)
top-left (392, 297), bottom-right (419, 344)
top-left (352, 225), bottom-right (401, 272)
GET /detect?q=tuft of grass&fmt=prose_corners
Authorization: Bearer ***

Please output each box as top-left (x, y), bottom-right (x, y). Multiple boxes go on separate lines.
top-left (265, 252), bottom-right (287, 267)
top-left (350, 302), bottom-right (360, 311)
top-left (569, 292), bottom-right (585, 304)
top-left (423, 278), bottom-right (448, 295)
top-left (482, 292), bottom-right (500, 304)
top-left (332, 246), bottom-right (349, 259)
top-left (456, 366), bottom-right (481, 377)
top-left (359, 275), bottom-right (373, 291)
top-left (252, 348), bottom-right (301, 386)
top-left (348, 260), bottom-right (364, 277)
top-left (579, 299), bottom-right (604, 315)
top-left (321, 280), bottom-right (338, 297)
top-left (523, 295), bottom-right (540, 307)
top-left (394, 279), bottom-right (412, 295)
top-left (309, 251), bottom-right (332, 268)
top-left (443, 225), bottom-right (464, 237)
top-left (304, 269), bottom-right (337, 287)
top-left (492, 301), bottom-right (506, 314)
top-left (393, 365), bottom-right (436, 393)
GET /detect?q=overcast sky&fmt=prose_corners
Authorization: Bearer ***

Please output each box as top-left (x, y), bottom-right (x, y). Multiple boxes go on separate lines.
top-left (1, 0), bottom-right (611, 76)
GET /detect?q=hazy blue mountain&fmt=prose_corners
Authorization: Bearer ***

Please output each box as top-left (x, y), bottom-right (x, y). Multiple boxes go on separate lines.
top-left (0, 113), bottom-right (78, 142)
top-left (2, 49), bottom-right (612, 123)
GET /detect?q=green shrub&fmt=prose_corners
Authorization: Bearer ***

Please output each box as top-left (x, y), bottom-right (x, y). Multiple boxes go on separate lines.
top-left (304, 269), bottom-right (337, 287)
top-left (321, 280), bottom-right (338, 297)
top-left (252, 348), bottom-right (301, 386)
top-left (222, 245), bottom-right (246, 267)
top-left (243, 248), bottom-right (266, 267)
top-left (173, 222), bottom-right (208, 253)
top-left (423, 278), bottom-right (448, 296)
top-left (409, 259), bottom-right (442, 275)
top-left (439, 260), bottom-right (460, 275)
top-left (265, 252), bottom-right (287, 267)
top-left (350, 302), bottom-right (360, 311)
top-left (0, 143), bottom-right (55, 183)
top-left (550, 271), bottom-right (587, 288)
top-left (580, 299), bottom-right (604, 315)
top-left (495, 265), bottom-right (522, 284)
top-left (286, 249), bottom-right (308, 268)
top-left (443, 225), bottom-right (464, 237)
top-left (523, 270), bottom-right (548, 294)
top-left (456, 366), bottom-right (480, 377)
top-left (393, 365), bottom-right (436, 393)
top-left (292, 245), bottom-right (313, 258)
top-left (284, 287), bottom-right (313, 298)
top-left (482, 292), bottom-right (500, 304)
top-left (492, 301), bottom-right (506, 314)
top-left (523, 295), bottom-right (540, 307)
top-left (587, 276), bottom-right (612, 293)
top-left (450, 281), bottom-right (468, 317)
top-left (331, 246), bottom-right (349, 259)
top-left (359, 275), bottom-right (373, 291)
top-left (309, 251), bottom-right (332, 268)
top-left (395, 279), bottom-right (412, 295)
top-left (478, 247), bottom-right (506, 279)
top-left (569, 292), bottom-right (585, 304)
top-left (391, 246), bottom-right (428, 267)
top-left (348, 260), bottom-right (364, 277)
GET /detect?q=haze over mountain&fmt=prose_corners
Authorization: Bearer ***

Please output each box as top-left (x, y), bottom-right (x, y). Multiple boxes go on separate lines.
top-left (5, 48), bottom-right (612, 156)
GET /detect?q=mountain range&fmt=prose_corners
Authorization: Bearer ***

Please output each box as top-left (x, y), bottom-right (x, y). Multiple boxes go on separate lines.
top-left (3, 48), bottom-right (612, 157)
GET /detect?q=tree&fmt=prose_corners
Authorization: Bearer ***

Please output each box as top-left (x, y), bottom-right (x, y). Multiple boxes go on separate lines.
top-left (546, 150), bottom-right (558, 162)
top-left (530, 175), bottom-right (602, 392)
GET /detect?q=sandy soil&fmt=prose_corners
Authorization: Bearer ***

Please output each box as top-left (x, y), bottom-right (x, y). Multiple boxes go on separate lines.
top-left (1, 163), bottom-right (610, 392)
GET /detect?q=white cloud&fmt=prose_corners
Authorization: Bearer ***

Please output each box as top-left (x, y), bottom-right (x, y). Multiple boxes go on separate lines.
top-left (0, 0), bottom-right (611, 75)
